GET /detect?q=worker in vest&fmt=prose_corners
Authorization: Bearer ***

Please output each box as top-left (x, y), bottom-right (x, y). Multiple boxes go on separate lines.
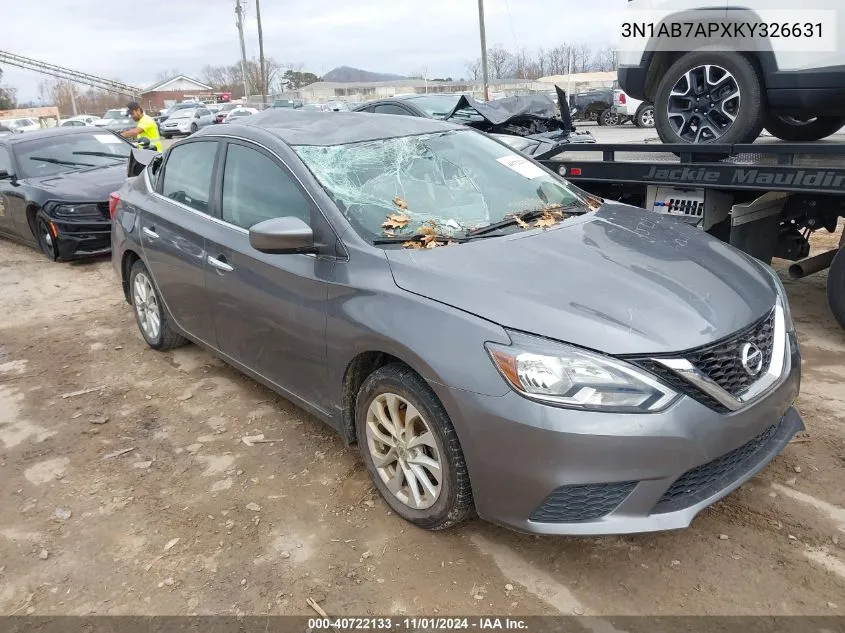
top-left (121, 102), bottom-right (162, 152)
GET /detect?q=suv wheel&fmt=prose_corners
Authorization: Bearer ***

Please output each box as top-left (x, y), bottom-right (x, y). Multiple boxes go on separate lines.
top-left (355, 364), bottom-right (474, 531)
top-left (764, 114), bottom-right (845, 142)
top-left (635, 104), bottom-right (655, 128)
top-left (654, 50), bottom-right (764, 145)
top-left (598, 108), bottom-right (618, 126)
top-left (129, 260), bottom-right (187, 350)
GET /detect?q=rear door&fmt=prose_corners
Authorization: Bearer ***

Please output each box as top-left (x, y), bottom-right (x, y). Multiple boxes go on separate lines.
top-left (203, 139), bottom-right (331, 411)
top-left (140, 138), bottom-right (221, 345)
top-left (0, 144), bottom-right (16, 236)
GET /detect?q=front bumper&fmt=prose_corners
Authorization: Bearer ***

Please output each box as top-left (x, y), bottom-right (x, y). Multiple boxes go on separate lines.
top-left (52, 217), bottom-right (112, 260)
top-left (431, 338), bottom-right (802, 535)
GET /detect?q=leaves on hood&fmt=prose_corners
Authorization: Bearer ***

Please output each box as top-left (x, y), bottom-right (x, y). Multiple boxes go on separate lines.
top-left (393, 196), bottom-right (408, 210)
top-left (382, 213), bottom-right (411, 230)
top-left (513, 216), bottom-right (530, 229)
top-left (534, 212), bottom-right (559, 229)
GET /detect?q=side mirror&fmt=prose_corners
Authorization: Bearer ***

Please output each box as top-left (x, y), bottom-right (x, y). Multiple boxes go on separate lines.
top-left (0, 169), bottom-right (10, 180)
top-left (249, 216), bottom-right (316, 254)
top-left (137, 137), bottom-right (151, 148)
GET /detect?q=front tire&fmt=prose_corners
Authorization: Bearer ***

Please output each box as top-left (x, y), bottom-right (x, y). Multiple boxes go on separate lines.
top-left (355, 363), bottom-right (474, 531)
top-left (599, 108), bottom-right (618, 126)
top-left (129, 260), bottom-right (187, 350)
top-left (827, 247), bottom-right (845, 331)
top-left (36, 216), bottom-right (58, 261)
top-left (764, 114), bottom-right (845, 142)
top-left (190, 123), bottom-right (198, 134)
top-left (654, 50), bottom-right (764, 145)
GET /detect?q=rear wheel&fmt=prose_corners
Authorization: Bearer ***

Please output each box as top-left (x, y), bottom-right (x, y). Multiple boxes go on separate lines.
top-left (36, 216), bottom-right (58, 261)
top-left (129, 260), bottom-right (187, 350)
top-left (654, 50), bottom-right (764, 145)
top-left (190, 123), bottom-right (198, 134)
top-left (599, 108), bottom-right (618, 126)
top-left (827, 247), bottom-right (845, 330)
top-left (764, 114), bottom-right (845, 142)
top-left (635, 104), bottom-right (655, 128)
top-left (355, 363), bottom-right (474, 531)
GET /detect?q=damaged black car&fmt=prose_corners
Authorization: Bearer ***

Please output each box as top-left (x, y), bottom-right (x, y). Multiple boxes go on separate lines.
top-left (0, 127), bottom-right (132, 261)
top-left (352, 86), bottom-right (595, 160)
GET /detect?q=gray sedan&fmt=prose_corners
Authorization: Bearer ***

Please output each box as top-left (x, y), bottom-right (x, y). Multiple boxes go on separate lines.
top-left (111, 110), bottom-right (802, 535)
top-left (159, 106), bottom-right (216, 138)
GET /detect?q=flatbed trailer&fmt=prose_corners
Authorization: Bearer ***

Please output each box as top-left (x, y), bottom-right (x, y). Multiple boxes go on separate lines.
top-left (540, 141), bottom-right (845, 330)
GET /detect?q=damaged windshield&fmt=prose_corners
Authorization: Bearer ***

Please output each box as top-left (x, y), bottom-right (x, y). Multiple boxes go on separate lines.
top-left (294, 129), bottom-right (593, 245)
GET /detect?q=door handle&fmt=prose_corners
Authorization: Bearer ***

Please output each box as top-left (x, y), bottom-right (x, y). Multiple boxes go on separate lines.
top-left (207, 254), bottom-right (234, 272)
top-left (142, 226), bottom-right (159, 240)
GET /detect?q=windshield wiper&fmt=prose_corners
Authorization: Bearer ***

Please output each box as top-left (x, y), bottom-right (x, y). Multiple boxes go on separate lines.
top-left (372, 233), bottom-right (468, 245)
top-left (73, 151), bottom-right (128, 160)
top-left (28, 156), bottom-right (97, 168)
top-left (463, 205), bottom-right (583, 239)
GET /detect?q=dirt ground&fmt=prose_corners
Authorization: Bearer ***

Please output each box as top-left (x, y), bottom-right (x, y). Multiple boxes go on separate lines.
top-left (1, 224), bottom-right (844, 619)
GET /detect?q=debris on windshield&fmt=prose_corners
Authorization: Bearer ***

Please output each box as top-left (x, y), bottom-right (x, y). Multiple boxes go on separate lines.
top-left (393, 196), bottom-right (409, 210)
top-left (401, 221), bottom-right (458, 249)
top-left (534, 213), bottom-right (559, 229)
top-left (382, 213), bottom-right (411, 230)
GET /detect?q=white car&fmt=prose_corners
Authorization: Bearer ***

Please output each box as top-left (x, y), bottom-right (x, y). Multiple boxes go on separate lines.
top-left (2, 118), bottom-right (41, 133)
top-left (613, 90), bottom-right (654, 128)
top-left (60, 115), bottom-right (102, 127)
top-left (618, 0), bottom-right (845, 144)
top-left (223, 107), bottom-right (259, 123)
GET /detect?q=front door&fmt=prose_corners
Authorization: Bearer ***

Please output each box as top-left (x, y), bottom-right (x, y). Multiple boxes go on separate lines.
top-left (203, 140), bottom-right (331, 412)
top-left (140, 138), bottom-right (220, 346)
top-left (0, 145), bottom-right (25, 240)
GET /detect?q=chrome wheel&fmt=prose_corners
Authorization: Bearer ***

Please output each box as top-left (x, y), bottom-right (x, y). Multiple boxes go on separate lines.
top-left (667, 64), bottom-right (741, 143)
top-left (365, 392), bottom-right (442, 510)
top-left (133, 272), bottom-right (161, 340)
top-left (639, 106), bottom-right (655, 127)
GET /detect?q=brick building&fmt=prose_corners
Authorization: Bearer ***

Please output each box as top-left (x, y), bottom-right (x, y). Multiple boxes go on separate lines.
top-left (139, 75), bottom-right (213, 112)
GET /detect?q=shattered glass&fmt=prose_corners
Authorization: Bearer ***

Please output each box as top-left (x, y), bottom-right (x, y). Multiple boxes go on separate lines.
top-left (295, 130), bottom-right (588, 242)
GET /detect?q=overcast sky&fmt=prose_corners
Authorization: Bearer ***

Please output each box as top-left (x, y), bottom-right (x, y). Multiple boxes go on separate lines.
top-left (3, 0), bottom-right (624, 102)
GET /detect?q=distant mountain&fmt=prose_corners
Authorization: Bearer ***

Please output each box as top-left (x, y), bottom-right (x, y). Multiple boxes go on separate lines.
top-left (321, 66), bottom-right (408, 83)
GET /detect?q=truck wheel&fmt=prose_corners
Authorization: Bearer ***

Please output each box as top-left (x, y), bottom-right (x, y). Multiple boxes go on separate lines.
top-left (827, 247), bottom-right (845, 330)
top-left (764, 115), bottom-right (845, 142)
top-left (635, 104), bottom-right (655, 128)
top-left (654, 50), bottom-right (764, 145)
top-left (599, 108), bottom-right (618, 126)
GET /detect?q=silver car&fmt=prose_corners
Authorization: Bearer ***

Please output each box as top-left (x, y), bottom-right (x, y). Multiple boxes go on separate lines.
top-left (159, 106), bottom-right (216, 138)
top-left (111, 110), bottom-right (802, 536)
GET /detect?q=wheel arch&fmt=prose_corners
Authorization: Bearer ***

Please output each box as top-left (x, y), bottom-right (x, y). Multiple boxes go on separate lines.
top-left (120, 249), bottom-right (142, 304)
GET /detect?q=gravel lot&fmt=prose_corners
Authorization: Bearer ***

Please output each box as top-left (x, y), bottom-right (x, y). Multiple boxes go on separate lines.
top-left (1, 126), bottom-right (844, 617)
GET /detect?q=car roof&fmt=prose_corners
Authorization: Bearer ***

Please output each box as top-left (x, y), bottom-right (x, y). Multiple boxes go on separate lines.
top-left (3, 126), bottom-right (120, 146)
top-left (225, 109), bottom-right (462, 146)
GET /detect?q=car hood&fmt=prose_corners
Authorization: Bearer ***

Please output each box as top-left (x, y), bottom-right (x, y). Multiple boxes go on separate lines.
top-left (384, 203), bottom-right (777, 355)
top-left (27, 164), bottom-right (128, 201)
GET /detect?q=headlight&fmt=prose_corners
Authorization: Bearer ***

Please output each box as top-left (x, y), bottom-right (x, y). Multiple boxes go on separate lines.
top-left (761, 264), bottom-right (794, 333)
top-left (486, 333), bottom-right (679, 413)
top-left (51, 203), bottom-right (103, 220)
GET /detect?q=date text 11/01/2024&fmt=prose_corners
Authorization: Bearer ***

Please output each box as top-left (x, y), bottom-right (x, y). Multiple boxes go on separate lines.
top-left (308, 617), bottom-right (529, 630)
top-left (621, 21), bottom-right (823, 39)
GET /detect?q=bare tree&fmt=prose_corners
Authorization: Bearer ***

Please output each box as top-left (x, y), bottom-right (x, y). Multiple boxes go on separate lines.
top-left (244, 57), bottom-right (281, 97)
top-left (545, 45), bottom-right (572, 76)
top-left (572, 43), bottom-right (594, 73)
top-left (464, 59), bottom-right (481, 81)
top-left (0, 68), bottom-right (17, 110)
top-left (154, 68), bottom-right (181, 82)
top-left (487, 45), bottom-right (512, 80)
top-left (593, 47), bottom-right (619, 72)
top-left (37, 78), bottom-right (126, 116)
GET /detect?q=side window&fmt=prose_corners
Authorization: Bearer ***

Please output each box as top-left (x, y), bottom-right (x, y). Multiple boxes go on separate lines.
top-left (160, 141), bottom-right (218, 214)
top-left (0, 147), bottom-right (11, 173)
top-left (221, 143), bottom-right (310, 230)
top-left (373, 104), bottom-right (412, 116)
top-left (197, 108), bottom-right (210, 117)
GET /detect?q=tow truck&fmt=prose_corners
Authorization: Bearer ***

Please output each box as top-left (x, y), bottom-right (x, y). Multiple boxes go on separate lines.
top-left (539, 141), bottom-right (845, 329)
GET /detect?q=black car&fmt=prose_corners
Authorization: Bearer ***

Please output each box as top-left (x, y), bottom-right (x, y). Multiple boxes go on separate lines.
top-left (570, 89), bottom-right (615, 125)
top-left (0, 127), bottom-right (133, 261)
top-left (353, 91), bottom-right (595, 159)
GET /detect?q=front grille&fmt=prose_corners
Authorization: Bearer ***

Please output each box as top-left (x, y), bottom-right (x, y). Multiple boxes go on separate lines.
top-left (652, 422), bottom-right (781, 514)
top-left (685, 310), bottom-right (776, 396)
top-left (630, 308), bottom-right (777, 413)
top-left (529, 481), bottom-right (637, 523)
top-left (96, 202), bottom-right (111, 218)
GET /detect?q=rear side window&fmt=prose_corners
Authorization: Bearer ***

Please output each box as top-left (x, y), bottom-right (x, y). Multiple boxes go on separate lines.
top-left (221, 143), bottom-right (310, 229)
top-left (0, 146), bottom-right (10, 173)
top-left (373, 104), bottom-right (412, 116)
top-left (161, 141), bottom-right (218, 214)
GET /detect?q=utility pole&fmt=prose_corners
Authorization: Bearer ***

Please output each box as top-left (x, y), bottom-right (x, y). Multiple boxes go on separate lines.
top-left (255, 0), bottom-right (267, 107)
top-left (235, 0), bottom-right (250, 100)
top-left (68, 81), bottom-right (78, 116)
top-left (477, 0), bottom-right (490, 100)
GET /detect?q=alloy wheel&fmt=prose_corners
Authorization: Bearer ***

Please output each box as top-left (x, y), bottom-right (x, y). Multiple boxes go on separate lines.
top-left (667, 64), bottom-right (741, 143)
top-left (133, 272), bottom-right (161, 340)
top-left (639, 106), bottom-right (655, 127)
top-left (365, 392), bottom-right (443, 510)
